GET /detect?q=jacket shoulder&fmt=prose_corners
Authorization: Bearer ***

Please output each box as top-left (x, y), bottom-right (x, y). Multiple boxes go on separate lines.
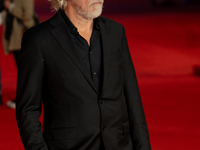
top-left (24, 18), bottom-right (53, 38)
top-left (99, 16), bottom-right (124, 29)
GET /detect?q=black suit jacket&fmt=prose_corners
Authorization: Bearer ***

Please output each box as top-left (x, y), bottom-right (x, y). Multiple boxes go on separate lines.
top-left (16, 11), bottom-right (151, 150)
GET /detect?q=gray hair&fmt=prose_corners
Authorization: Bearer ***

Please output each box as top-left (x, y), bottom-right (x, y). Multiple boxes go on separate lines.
top-left (48, 0), bottom-right (67, 11)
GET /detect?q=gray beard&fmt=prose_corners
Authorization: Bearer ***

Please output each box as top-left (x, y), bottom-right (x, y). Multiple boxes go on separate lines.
top-left (72, 0), bottom-right (104, 20)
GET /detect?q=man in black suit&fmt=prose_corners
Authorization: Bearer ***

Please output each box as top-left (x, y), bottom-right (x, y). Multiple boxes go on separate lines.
top-left (16, 0), bottom-right (151, 150)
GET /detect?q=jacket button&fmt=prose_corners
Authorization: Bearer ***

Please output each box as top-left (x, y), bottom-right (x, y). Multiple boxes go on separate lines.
top-left (99, 100), bottom-right (104, 104)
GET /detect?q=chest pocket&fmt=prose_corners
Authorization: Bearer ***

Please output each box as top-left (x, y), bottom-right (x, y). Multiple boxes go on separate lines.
top-left (110, 49), bottom-right (122, 62)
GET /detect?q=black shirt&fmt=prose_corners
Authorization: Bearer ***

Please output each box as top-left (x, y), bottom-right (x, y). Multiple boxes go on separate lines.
top-left (59, 9), bottom-right (103, 93)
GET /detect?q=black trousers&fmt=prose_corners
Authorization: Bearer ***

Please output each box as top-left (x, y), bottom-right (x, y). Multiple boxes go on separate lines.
top-left (12, 50), bottom-right (20, 102)
top-left (13, 50), bottom-right (20, 69)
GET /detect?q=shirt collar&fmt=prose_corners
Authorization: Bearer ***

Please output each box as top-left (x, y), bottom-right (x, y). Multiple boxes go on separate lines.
top-left (59, 9), bottom-right (100, 32)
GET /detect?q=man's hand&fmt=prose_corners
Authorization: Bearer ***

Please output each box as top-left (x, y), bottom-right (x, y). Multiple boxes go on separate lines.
top-left (4, 0), bottom-right (11, 10)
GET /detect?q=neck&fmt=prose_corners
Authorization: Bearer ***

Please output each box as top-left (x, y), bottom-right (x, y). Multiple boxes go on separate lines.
top-left (65, 8), bottom-right (94, 31)
top-left (64, 5), bottom-right (94, 45)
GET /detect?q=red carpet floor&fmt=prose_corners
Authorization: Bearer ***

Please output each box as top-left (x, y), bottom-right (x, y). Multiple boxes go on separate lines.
top-left (0, 11), bottom-right (200, 150)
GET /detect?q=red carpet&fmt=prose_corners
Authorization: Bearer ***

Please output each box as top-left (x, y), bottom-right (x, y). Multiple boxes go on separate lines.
top-left (0, 11), bottom-right (200, 150)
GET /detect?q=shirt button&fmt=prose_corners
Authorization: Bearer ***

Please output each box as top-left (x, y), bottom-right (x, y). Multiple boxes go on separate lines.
top-left (90, 51), bottom-right (92, 54)
top-left (93, 72), bottom-right (96, 75)
top-left (102, 126), bottom-right (106, 131)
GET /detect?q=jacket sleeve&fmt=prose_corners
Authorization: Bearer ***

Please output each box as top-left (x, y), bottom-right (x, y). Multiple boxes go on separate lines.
top-left (16, 31), bottom-right (48, 150)
top-left (9, 0), bottom-right (34, 21)
top-left (122, 26), bottom-right (151, 150)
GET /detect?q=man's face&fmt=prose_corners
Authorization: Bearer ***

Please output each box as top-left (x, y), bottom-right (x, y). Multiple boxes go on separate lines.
top-left (70, 0), bottom-right (104, 20)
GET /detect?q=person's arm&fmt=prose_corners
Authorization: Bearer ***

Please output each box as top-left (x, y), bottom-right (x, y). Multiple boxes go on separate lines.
top-left (16, 31), bottom-right (48, 150)
top-left (122, 26), bottom-right (151, 150)
top-left (5, 0), bottom-right (34, 21)
top-left (0, 11), bottom-right (5, 25)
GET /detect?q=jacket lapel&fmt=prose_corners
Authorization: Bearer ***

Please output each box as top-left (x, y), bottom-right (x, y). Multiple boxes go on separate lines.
top-left (50, 12), bottom-right (99, 94)
top-left (99, 18), bottom-right (111, 97)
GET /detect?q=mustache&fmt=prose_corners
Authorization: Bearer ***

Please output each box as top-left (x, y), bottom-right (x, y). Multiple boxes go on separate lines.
top-left (89, 0), bottom-right (104, 6)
